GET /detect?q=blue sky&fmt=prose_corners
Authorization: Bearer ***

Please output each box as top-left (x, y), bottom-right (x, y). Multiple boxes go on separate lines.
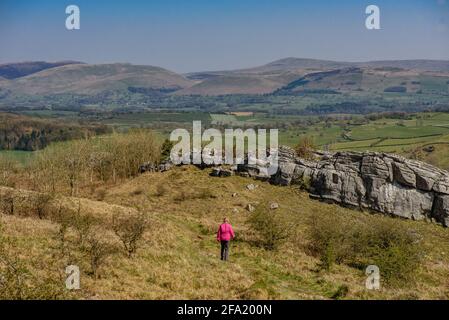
top-left (0, 0), bottom-right (448, 72)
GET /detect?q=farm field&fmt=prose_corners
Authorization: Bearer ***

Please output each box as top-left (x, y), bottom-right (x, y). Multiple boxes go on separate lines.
top-left (100, 112), bottom-right (212, 127)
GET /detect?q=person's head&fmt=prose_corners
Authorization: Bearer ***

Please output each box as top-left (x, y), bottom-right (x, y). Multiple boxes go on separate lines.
top-left (223, 217), bottom-right (229, 224)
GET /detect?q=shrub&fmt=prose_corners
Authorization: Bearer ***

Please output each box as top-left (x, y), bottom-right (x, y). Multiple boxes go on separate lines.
top-left (112, 213), bottom-right (148, 258)
top-left (31, 193), bottom-right (54, 219)
top-left (306, 212), bottom-right (423, 286)
top-left (83, 231), bottom-right (113, 278)
top-left (0, 191), bottom-right (14, 215)
top-left (307, 213), bottom-right (357, 270)
top-left (355, 219), bottom-right (422, 287)
top-left (69, 202), bottom-right (96, 246)
top-left (295, 137), bottom-right (316, 160)
top-left (247, 206), bottom-right (292, 250)
top-left (51, 204), bottom-right (112, 278)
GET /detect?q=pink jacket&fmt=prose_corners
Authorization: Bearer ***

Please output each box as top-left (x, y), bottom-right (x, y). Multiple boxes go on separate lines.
top-left (217, 223), bottom-right (235, 241)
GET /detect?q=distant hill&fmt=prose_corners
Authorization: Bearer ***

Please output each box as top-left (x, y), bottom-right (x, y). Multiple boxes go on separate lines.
top-left (185, 58), bottom-right (449, 96)
top-left (0, 63), bottom-right (193, 95)
top-left (359, 60), bottom-right (449, 72)
top-left (274, 66), bottom-right (449, 96)
top-left (0, 61), bottom-right (83, 80)
top-left (0, 58), bottom-right (448, 98)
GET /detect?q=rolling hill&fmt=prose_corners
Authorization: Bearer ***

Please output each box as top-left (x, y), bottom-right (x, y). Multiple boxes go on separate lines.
top-left (185, 58), bottom-right (449, 96)
top-left (273, 67), bottom-right (449, 95)
top-left (0, 63), bottom-right (194, 95)
top-left (0, 58), bottom-right (448, 100)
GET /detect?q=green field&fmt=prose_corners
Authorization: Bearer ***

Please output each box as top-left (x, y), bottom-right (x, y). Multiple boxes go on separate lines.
top-left (101, 112), bottom-right (212, 127)
top-left (0, 150), bottom-right (34, 165)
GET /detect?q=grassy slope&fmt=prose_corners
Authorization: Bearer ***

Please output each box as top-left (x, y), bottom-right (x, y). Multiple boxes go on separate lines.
top-left (2, 166), bottom-right (449, 299)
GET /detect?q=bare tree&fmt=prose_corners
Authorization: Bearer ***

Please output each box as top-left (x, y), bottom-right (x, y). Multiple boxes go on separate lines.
top-left (112, 213), bottom-right (148, 258)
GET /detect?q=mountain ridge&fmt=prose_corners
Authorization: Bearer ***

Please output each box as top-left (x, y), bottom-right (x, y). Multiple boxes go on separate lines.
top-left (1, 58), bottom-right (449, 97)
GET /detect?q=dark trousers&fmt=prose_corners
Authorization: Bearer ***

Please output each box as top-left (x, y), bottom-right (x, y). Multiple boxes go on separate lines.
top-left (220, 241), bottom-right (230, 261)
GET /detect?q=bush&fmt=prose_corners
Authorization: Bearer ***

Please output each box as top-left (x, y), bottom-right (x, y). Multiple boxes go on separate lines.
top-left (50, 204), bottom-right (112, 279)
top-left (295, 137), bottom-right (316, 160)
top-left (356, 220), bottom-right (422, 287)
top-left (83, 231), bottom-right (113, 278)
top-left (306, 212), bottom-right (423, 286)
top-left (247, 206), bottom-right (292, 250)
top-left (70, 203), bottom-right (97, 246)
top-left (112, 213), bottom-right (148, 258)
top-left (0, 191), bottom-right (14, 215)
top-left (31, 193), bottom-right (54, 219)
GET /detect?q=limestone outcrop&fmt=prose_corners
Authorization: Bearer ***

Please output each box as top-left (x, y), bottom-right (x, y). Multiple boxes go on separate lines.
top-left (264, 146), bottom-right (449, 226)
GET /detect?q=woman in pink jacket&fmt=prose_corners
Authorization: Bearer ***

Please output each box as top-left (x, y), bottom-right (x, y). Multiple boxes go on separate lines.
top-left (217, 217), bottom-right (235, 261)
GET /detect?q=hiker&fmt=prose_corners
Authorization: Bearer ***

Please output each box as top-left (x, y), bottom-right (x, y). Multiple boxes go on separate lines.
top-left (217, 217), bottom-right (235, 261)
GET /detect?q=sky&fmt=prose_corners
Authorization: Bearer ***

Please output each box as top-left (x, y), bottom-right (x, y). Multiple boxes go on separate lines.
top-left (0, 0), bottom-right (448, 73)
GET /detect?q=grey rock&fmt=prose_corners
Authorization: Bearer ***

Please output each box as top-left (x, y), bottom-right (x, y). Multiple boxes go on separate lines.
top-left (210, 167), bottom-right (233, 177)
top-left (392, 162), bottom-right (416, 188)
top-left (246, 184), bottom-right (257, 191)
top-left (433, 176), bottom-right (449, 194)
top-left (270, 202), bottom-right (279, 210)
top-left (246, 204), bottom-right (256, 212)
